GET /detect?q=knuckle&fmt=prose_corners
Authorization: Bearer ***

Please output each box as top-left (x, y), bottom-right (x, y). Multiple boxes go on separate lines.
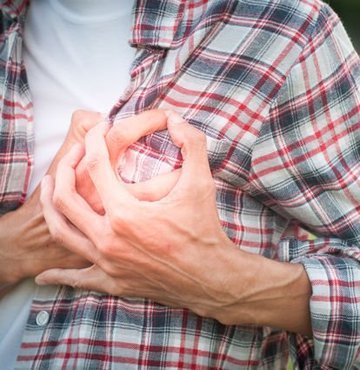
top-left (98, 242), bottom-right (111, 256)
top-left (101, 260), bottom-right (122, 277)
top-left (71, 110), bottom-right (102, 132)
top-left (187, 125), bottom-right (206, 144)
top-left (196, 136), bottom-right (208, 154)
top-left (195, 176), bottom-right (215, 193)
top-left (108, 208), bottom-right (137, 233)
top-left (70, 110), bottom-right (88, 134)
top-left (108, 280), bottom-right (125, 296)
top-left (50, 227), bottom-right (65, 246)
top-left (97, 235), bottom-right (117, 256)
top-left (181, 128), bottom-right (207, 158)
top-left (108, 214), bottom-right (125, 234)
top-left (71, 279), bottom-right (84, 290)
top-left (53, 193), bottom-right (67, 213)
top-left (39, 190), bottom-right (46, 207)
top-left (209, 182), bottom-right (217, 196)
top-left (194, 128), bottom-right (207, 143)
top-left (71, 109), bottom-right (87, 124)
top-left (46, 219), bottom-right (65, 245)
top-left (108, 207), bottom-right (124, 224)
top-left (107, 126), bottom-right (130, 148)
top-left (85, 153), bottom-right (102, 172)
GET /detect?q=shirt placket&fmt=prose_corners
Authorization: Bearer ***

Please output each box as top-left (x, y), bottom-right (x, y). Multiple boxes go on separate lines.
top-left (17, 1), bottom-right (184, 364)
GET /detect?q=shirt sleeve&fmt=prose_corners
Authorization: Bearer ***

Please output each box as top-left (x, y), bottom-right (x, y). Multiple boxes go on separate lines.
top-left (248, 4), bottom-right (360, 369)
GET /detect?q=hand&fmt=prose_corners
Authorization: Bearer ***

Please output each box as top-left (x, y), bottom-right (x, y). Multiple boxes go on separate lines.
top-left (48, 110), bottom-right (104, 174)
top-left (37, 111), bottom-right (239, 315)
top-left (75, 109), bottom-right (180, 213)
top-left (0, 110), bottom-right (100, 288)
top-left (37, 111), bottom-right (312, 335)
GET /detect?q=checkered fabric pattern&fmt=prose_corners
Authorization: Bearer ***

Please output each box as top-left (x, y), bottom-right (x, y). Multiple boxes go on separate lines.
top-left (1, 0), bottom-right (359, 368)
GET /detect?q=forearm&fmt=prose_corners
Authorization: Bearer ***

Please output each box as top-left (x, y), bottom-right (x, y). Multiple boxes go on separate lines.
top-left (209, 248), bottom-right (312, 336)
top-left (0, 210), bottom-right (29, 286)
top-left (0, 195), bottom-right (89, 291)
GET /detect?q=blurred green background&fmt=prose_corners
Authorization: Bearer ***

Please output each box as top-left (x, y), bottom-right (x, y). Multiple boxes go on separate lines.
top-left (324, 0), bottom-right (360, 52)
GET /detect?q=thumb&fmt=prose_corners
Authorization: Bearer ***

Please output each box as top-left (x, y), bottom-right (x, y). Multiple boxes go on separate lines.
top-left (69, 110), bottom-right (104, 142)
top-left (166, 111), bottom-right (212, 191)
top-left (35, 265), bottom-right (109, 293)
top-left (127, 169), bottom-right (181, 201)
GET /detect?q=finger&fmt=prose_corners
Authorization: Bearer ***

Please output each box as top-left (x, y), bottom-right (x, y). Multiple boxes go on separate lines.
top-left (107, 109), bottom-right (168, 165)
top-left (35, 265), bottom-right (110, 293)
top-left (54, 144), bottom-right (105, 241)
top-left (69, 110), bottom-right (104, 142)
top-left (41, 175), bottom-right (100, 263)
top-left (85, 122), bottom-right (138, 211)
top-left (86, 110), bottom-right (170, 209)
top-left (127, 169), bottom-right (181, 201)
top-left (75, 156), bottom-right (104, 214)
top-left (47, 111), bottom-right (104, 176)
top-left (166, 111), bottom-right (212, 189)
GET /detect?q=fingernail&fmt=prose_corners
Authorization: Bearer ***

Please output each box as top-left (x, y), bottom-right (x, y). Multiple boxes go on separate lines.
top-left (35, 276), bottom-right (46, 286)
top-left (166, 111), bottom-right (185, 125)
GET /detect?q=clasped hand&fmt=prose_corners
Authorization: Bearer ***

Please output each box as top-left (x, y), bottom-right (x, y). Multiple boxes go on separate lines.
top-left (37, 109), bottom-right (244, 322)
top-left (0, 110), bottom-right (103, 291)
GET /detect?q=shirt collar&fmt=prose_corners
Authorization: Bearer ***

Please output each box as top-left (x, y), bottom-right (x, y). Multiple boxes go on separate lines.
top-left (130, 0), bottom-right (186, 49)
top-left (0, 0), bottom-right (185, 49)
top-left (0, 0), bottom-right (29, 18)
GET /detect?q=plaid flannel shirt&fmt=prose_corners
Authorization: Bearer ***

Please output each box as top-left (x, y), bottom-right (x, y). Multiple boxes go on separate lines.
top-left (1, 0), bottom-right (359, 368)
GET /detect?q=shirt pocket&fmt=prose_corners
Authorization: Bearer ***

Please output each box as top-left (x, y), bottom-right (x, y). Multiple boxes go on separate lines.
top-left (118, 122), bottom-right (255, 194)
top-left (207, 135), bottom-right (251, 191)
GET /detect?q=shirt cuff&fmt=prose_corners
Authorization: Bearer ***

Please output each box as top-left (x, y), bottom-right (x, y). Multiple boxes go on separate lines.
top-left (284, 238), bottom-right (360, 369)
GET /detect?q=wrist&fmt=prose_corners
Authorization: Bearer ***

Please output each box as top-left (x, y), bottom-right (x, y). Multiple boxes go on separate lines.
top-left (254, 260), bottom-right (312, 335)
top-left (0, 248), bottom-right (25, 287)
top-left (0, 254), bottom-right (24, 286)
top-left (0, 212), bottom-right (31, 285)
top-left (208, 248), bottom-right (312, 336)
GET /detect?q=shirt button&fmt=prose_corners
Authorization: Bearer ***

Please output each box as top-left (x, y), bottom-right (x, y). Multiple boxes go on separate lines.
top-left (36, 311), bottom-right (50, 326)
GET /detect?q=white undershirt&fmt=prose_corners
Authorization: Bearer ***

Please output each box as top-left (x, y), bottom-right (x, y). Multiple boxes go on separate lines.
top-left (0, 1), bottom-right (134, 367)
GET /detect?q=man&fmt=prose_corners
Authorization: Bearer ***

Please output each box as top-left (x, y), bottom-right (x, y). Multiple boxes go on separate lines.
top-left (1, 0), bottom-right (359, 369)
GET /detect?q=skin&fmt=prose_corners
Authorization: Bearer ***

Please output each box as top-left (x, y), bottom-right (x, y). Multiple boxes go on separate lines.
top-left (0, 110), bottom-right (101, 294)
top-left (75, 110), bottom-right (180, 213)
top-left (0, 109), bottom-right (178, 295)
top-left (37, 110), bottom-right (313, 336)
